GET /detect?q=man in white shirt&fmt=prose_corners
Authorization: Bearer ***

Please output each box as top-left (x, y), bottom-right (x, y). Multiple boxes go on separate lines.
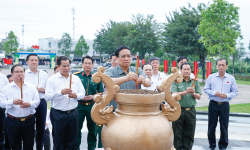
top-left (177, 56), bottom-right (195, 78)
top-left (141, 63), bottom-right (160, 91)
top-left (24, 54), bottom-right (48, 150)
top-left (0, 64), bottom-right (40, 150)
top-left (150, 57), bottom-right (168, 83)
top-left (45, 56), bottom-right (85, 150)
top-left (0, 72), bottom-right (8, 149)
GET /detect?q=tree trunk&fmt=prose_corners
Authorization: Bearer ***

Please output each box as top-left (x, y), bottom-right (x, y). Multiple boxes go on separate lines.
top-left (199, 54), bottom-right (206, 84)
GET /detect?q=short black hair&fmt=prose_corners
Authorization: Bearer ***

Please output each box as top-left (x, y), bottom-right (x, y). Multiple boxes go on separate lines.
top-left (177, 56), bottom-right (188, 63)
top-left (180, 63), bottom-right (191, 70)
top-left (150, 57), bottom-right (160, 63)
top-left (54, 66), bottom-right (57, 72)
top-left (115, 46), bottom-right (131, 57)
top-left (141, 63), bottom-right (153, 70)
top-left (11, 64), bottom-right (25, 73)
top-left (82, 55), bottom-right (93, 64)
top-left (26, 54), bottom-right (39, 61)
top-left (216, 59), bottom-right (228, 65)
top-left (6, 74), bottom-right (12, 79)
top-left (110, 53), bottom-right (116, 59)
top-left (57, 56), bottom-right (71, 66)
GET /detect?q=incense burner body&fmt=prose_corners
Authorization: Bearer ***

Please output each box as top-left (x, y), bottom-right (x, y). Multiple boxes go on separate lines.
top-left (91, 67), bottom-right (182, 150)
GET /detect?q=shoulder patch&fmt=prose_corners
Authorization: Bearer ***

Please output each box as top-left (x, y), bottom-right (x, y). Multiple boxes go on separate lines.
top-left (73, 72), bottom-right (81, 75)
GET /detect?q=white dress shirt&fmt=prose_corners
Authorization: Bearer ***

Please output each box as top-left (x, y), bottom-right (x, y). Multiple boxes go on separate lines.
top-left (141, 80), bottom-right (162, 91)
top-left (0, 82), bottom-right (40, 117)
top-left (25, 68), bottom-right (48, 99)
top-left (179, 70), bottom-right (195, 78)
top-left (0, 73), bottom-right (8, 92)
top-left (45, 108), bottom-right (51, 130)
top-left (151, 71), bottom-right (168, 82)
top-left (45, 72), bottom-right (85, 111)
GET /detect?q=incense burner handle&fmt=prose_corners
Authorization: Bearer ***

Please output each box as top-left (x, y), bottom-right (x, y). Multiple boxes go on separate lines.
top-left (157, 67), bottom-right (182, 122)
top-left (91, 66), bottom-right (120, 125)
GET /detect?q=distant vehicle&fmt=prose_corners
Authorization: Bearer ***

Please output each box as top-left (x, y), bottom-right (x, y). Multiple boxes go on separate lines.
top-left (71, 63), bottom-right (77, 68)
top-left (77, 63), bottom-right (82, 68)
top-left (70, 69), bottom-right (80, 74)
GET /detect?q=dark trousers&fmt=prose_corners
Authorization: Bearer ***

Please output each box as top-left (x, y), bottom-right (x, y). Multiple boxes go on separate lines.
top-left (4, 116), bottom-right (11, 150)
top-left (95, 125), bottom-right (103, 148)
top-left (52, 108), bottom-right (79, 150)
top-left (77, 103), bottom-right (96, 150)
top-left (208, 101), bottom-right (229, 149)
top-left (50, 108), bottom-right (55, 150)
top-left (0, 108), bottom-right (5, 150)
top-left (44, 128), bottom-right (51, 150)
top-left (35, 99), bottom-right (47, 150)
top-left (172, 108), bottom-right (196, 150)
top-left (6, 115), bottom-right (35, 150)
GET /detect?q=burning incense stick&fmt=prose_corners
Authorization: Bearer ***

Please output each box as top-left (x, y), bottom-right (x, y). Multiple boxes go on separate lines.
top-left (20, 75), bottom-right (23, 99)
top-left (192, 68), bottom-right (200, 88)
top-left (135, 52), bottom-right (139, 89)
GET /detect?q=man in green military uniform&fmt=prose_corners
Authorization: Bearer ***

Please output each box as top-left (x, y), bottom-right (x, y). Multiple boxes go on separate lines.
top-left (171, 63), bottom-right (202, 150)
top-left (74, 56), bottom-right (103, 150)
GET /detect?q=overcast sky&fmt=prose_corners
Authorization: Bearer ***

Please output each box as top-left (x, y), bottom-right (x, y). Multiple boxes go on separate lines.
top-left (0, 0), bottom-right (249, 51)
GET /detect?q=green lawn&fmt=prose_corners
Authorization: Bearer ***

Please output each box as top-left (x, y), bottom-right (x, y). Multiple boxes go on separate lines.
top-left (198, 74), bottom-right (250, 85)
top-left (47, 102), bottom-right (51, 110)
top-left (196, 103), bottom-right (250, 113)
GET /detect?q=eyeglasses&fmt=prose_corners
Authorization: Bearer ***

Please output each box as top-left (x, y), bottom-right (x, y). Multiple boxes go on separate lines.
top-left (14, 71), bottom-right (24, 74)
top-left (217, 64), bottom-right (226, 67)
top-left (119, 54), bottom-right (131, 59)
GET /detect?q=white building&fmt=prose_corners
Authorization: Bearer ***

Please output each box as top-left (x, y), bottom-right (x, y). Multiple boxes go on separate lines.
top-left (38, 37), bottom-right (95, 57)
top-left (38, 37), bottom-right (77, 55)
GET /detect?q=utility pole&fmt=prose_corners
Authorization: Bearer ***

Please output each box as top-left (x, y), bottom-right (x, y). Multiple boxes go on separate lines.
top-left (72, 7), bottom-right (75, 39)
top-left (22, 24), bottom-right (24, 48)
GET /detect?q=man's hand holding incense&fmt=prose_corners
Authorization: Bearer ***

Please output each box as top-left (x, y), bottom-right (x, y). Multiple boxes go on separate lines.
top-left (68, 93), bottom-right (77, 99)
top-left (13, 99), bottom-right (23, 105)
top-left (126, 72), bottom-right (138, 82)
top-left (61, 88), bottom-right (72, 95)
top-left (137, 75), bottom-right (145, 84)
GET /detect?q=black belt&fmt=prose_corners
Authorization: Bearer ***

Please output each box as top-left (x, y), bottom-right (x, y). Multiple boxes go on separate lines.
top-left (78, 100), bottom-right (95, 106)
top-left (54, 108), bottom-right (76, 114)
top-left (40, 98), bottom-right (45, 101)
top-left (211, 100), bottom-right (228, 105)
top-left (181, 106), bottom-right (194, 111)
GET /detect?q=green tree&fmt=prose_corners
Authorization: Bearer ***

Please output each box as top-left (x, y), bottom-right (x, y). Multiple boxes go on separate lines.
top-left (248, 41), bottom-right (250, 51)
top-left (74, 35), bottom-right (89, 57)
top-left (163, 3), bottom-right (208, 82)
top-left (3, 31), bottom-right (19, 56)
top-left (198, 0), bottom-right (241, 58)
top-left (58, 33), bottom-right (72, 57)
top-left (0, 42), bottom-right (3, 52)
top-left (93, 20), bottom-right (131, 57)
top-left (232, 40), bottom-right (245, 75)
top-left (124, 14), bottom-right (161, 59)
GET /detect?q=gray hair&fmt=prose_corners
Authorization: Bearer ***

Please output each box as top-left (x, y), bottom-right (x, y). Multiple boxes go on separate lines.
top-left (149, 57), bottom-right (160, 63)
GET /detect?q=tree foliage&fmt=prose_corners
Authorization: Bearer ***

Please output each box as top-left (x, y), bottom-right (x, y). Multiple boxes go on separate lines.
top-left (124, 14), bottom-right (161, 59)
top-left (58, 33), bottom-right (72, 57)
top-left (163, 3), bottom-right (208, 81)
top-left (74, 35), bottom-right (89, 57)
top-left (93, 14), bottom-right (161, 59)
top-left (198, 0), bottom-right (241, 58)
top-left (3, 31), bottom-right (19, 56)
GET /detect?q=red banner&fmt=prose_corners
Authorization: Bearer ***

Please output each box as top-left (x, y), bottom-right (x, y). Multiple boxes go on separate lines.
top-left (164, 60), bottom-right (168, 74)
top-left (193, 61), bottom-right (198, 75)
top-left (172, 61), bottom-right (176, 67)
top-left (207, 62), bottom-right (212, 78)
top-left (141, 59), bottom-right (145, 66)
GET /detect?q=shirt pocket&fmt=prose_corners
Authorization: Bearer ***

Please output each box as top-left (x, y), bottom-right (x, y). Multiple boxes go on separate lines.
top-left (178, 86), bottom-right (185, 92)
top-left (90, 83), bottom-right (98, 92)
